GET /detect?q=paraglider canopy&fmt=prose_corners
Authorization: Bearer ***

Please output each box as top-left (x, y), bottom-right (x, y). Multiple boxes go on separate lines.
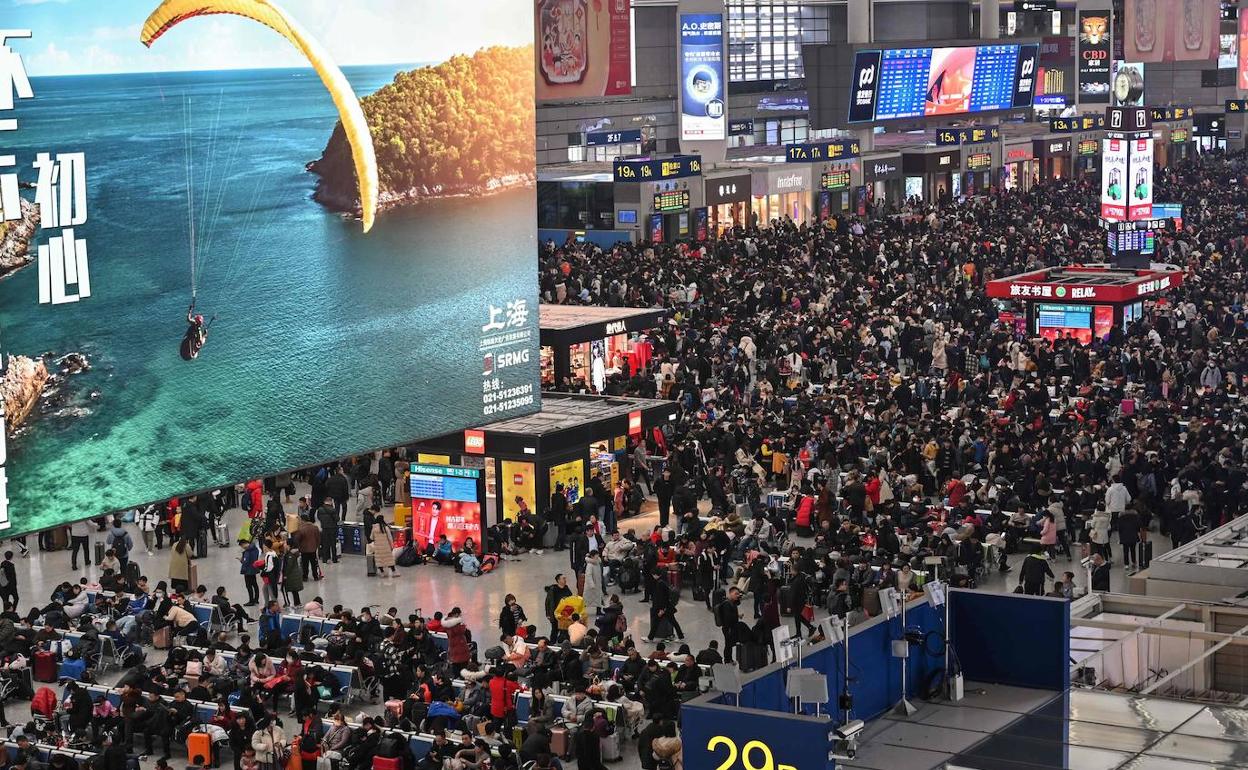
top-left (139, 0), bottom-right (379, 232)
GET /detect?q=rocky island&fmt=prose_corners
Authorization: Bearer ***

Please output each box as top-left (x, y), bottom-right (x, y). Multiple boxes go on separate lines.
top-left (1, 355), bottom-right (49, 435)
top-left (309, 44), bottom-right (536, 219)
top-left (0, 198), bottom-right (39, 282)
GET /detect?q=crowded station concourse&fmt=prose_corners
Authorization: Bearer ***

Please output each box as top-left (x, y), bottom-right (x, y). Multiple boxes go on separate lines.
top-left (2, 152), bottom-right (1248, 770)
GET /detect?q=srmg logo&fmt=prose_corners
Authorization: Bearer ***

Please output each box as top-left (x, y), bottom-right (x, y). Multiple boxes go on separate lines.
top-left (858, 64), bottom-right (876, 88)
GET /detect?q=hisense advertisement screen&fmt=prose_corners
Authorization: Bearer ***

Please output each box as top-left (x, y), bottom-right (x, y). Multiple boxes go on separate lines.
top-left (0, 0), bottom-right (540, 534)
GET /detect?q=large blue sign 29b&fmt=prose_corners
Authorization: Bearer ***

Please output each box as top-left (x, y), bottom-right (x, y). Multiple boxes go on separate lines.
top-left (682, 703), bottom-right (834, 770)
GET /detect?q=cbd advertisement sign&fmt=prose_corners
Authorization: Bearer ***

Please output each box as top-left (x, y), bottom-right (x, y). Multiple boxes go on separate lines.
top-left (1078, 10), bottom-right (1112, 103)
top-left (0, 1), bottom-right (541, 534)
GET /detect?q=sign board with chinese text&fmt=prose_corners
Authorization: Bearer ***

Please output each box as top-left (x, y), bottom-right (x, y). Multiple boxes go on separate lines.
top-left (614, 155), bottom-right (703, 183)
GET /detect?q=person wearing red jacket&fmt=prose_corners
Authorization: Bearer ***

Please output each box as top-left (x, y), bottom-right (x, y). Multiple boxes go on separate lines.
top-left (489, 671), bottom-right (521, 729)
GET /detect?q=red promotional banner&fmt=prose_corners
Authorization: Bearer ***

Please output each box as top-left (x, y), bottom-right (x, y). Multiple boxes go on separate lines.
top-left (536, 0), bottom-right (632, 100)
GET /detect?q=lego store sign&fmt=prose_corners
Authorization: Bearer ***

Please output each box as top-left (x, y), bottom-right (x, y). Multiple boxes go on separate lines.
top-left (464, 429), bottom-right (486, 455)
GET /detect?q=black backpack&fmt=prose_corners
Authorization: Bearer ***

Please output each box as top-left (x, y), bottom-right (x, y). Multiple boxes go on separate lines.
top-left (376, 732), bottom-right (407, 759)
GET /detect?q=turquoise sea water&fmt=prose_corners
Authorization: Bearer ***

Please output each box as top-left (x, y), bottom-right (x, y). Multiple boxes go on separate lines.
top-left (0, 65), bottom-right (539, 533)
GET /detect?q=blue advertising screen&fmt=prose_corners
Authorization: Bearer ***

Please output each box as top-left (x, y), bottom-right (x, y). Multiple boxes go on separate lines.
top-left (680, 13), bottom-right (726, 140)
top-left (1037, 304), bottom-right (1092, 330)
top-left (850, 43), bottom-right (1039, 123)
top-left (410, 472), bottom-right (478, 504)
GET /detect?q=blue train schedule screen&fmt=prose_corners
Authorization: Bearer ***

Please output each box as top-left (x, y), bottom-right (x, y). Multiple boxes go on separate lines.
top-left (875, 48), bottom-right (932, 120)
top-left (970, 45), bottom-right (1018, 112)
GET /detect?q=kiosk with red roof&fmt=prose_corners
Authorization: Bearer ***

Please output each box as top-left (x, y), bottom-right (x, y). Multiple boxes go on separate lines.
top-left (986, 264), bottom-right (1184, 344)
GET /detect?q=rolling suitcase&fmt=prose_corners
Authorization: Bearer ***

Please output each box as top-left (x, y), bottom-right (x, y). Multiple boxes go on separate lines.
top-left (550, 726), bottom-right (573, 760)
top-left (48, 527), bottom-right (68, 551)
top-left (1139, 541), bottom-right (1153, 570)
top-left (778, 584), bottom-right (797, 616)
top-left (600, 727), bottom-right (622, 762)
top-left (216, 521), bottom-right (230, 546)
top-left (187, 729), bottom-right (214, 767)
top-left (512, 726), bottom-right (525, 750)
top-left (152, 625), bottom-right (172, 650)
top-left (93, 542), bottom-right (105, 565)
top-left (367, 554), bottom-right (378, 577)
top-left (736, 642), bottom-right (768, 673)
top-left (33, 651), bottom-right (56, 683)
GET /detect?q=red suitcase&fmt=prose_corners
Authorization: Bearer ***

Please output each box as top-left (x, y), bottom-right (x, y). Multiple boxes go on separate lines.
top-left (551, 726), bottom-right (572, 759)
top-left (34, 651), bottom-right (56, 683)
top-left (373, 758), bottom-right (402, 770)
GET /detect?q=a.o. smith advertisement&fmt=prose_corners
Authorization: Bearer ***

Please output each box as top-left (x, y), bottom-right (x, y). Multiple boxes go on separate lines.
top-left (0, 0), bottom-right (540, 534)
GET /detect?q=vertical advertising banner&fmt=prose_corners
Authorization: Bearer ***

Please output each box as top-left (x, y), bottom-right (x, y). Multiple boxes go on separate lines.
top-left (679, 13), bottom-right (726, 140)
top-left (0, 1), bottom-right (539, 535)
top-left (693, 207), bottom-right (709, 241)
top-left (649, 212), bottom-right (665, 243)
top-left (1101, 137), bottom-right (1129, 221)
top-left (1128, 137), bottom-right (1154, 221)
top-left (500, 460), bottom-right (536, 521)
top-left (1079, 10), bottom-right (1113, 103)
top-left (536, 0), bottom-right (632, 100)
top-left (1240, 13), bottom-right (1248, 89)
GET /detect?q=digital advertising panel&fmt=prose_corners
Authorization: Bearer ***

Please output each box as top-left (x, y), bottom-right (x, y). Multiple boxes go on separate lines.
top-left (1240, 12), bottom-right (1248, 89)
top-left (1101, 137), bottom-right (1130, 221)
top-left (1079, 10), bottom-right (1113, 103)
top-left (0, 1), bottom-right (540, 534)
top-left (680, 13), bottom-right (726, 140)
top-left (500, 460), bottom-right (536, 521)
top-left (847, 44), bottom-right (1038, 123)
top-left (536, 0), bottom-right (632, 100)
top-left (1128, 136), bottom-right (1154, 221)
top-left (409, 463), bottom-right (483, 551)
top-left (1124, 0), bottom-right (1219, 63)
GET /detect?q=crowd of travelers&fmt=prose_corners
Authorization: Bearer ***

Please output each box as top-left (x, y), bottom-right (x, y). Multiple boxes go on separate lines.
top-left (6, 151), bottom-right (1248, 770)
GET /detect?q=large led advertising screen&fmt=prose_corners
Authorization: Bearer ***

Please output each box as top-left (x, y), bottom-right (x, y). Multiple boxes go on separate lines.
top-left (1101, 137), bottom-right (1130, 221)
top-left (680, 13), bottom-right (726, 140)
top-left (0, 1), bottom-right (540, 534)
top-left (536, 0), bottom-right (632, 100)
top-left (847, 43), bottom-right (1038, 123)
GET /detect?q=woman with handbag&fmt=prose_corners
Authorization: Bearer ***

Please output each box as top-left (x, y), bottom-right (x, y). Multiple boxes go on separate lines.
top-left (251, 716), bottom-right (288, 770)
top-left (320, 711), bottom-right (352, 770)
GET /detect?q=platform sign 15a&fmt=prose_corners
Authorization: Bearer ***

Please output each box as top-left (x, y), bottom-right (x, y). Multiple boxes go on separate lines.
top-left (682, 704), bottom-right (834, 770)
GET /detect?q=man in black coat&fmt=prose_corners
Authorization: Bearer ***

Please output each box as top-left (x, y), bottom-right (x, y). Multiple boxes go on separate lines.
top-left (653, 469), bottom-right (675, 528)
top-left (326, 468), bottom-right (351, 519)
top-left (647, 571), bottom-right (684, 641)
top-left (715, 587), bottom-right (743, 663)
top-left (1089, 553), bottom-right (1111, 592)
top-left (316, 500), bottom-right (340, 564)
top-left (544, 574), bottom-right (573, 640)
top-left (1018, 553), bottom-right (1055, 595)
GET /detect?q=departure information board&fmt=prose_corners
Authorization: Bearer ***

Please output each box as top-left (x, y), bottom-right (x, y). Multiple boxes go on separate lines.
top-left (849, 43), bottom-right (1038, 123)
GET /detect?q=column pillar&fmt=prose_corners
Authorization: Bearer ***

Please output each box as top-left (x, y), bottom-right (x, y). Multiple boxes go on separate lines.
top-left (981, 0), bottom-right (1001, 39)
top-left (847, 0), bottom-right (871, 44)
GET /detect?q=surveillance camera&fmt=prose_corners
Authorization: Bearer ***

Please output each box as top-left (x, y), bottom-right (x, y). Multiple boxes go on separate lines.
top-left (835, 720), bottom-right (865, 741)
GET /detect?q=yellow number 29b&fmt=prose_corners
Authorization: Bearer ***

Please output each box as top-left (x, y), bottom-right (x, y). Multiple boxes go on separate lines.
top-left (708, 737), bottom-right (792, 770)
